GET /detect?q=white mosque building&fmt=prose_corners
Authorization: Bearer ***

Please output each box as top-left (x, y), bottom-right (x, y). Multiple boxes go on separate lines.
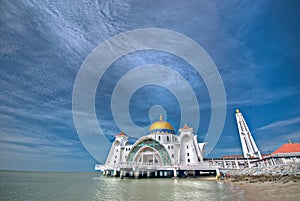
top-left (96, 115), bottom-right (209, 178)
top-left (96, 110), bottom-right (300, 178)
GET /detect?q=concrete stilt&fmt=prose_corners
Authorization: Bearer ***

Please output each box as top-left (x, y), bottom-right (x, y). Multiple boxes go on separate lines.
top-left (134, 171), bottom-right (139, 179)
top-left (173, 169), bottom-right (178, 178)
top-left (216, 168), bottom-right (220, 180)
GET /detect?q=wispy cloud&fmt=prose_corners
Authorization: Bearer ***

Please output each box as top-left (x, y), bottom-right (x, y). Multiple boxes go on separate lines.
top-left (254, 116), bottom-right (300, 133)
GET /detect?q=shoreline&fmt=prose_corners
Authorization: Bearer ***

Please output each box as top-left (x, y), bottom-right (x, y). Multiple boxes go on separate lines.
top-left (222, 164), bottom-right (300, 201)
top-left (233, 181), bottom-right (300, 201)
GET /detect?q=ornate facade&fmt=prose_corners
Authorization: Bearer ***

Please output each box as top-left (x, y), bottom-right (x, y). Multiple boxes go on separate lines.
top-left (106, 115), bottom-right (206, 167)
top-left (99, 115), bottom-right (207, 178)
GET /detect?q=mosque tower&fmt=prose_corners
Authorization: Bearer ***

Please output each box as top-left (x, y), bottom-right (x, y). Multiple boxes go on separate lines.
top-left (235, 109), bottom-right (262, 159)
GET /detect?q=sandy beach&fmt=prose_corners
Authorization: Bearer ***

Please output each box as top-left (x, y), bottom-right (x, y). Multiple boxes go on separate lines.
top-left (235, 181), bottom-right (300, 201)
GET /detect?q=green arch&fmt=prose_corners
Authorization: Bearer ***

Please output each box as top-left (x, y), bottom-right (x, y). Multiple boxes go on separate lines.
top-left (127, 138), bottom-right (171, 164)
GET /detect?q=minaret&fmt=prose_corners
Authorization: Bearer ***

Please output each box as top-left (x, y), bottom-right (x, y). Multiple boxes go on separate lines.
top-left (235, 109), bottom-right (262, 159)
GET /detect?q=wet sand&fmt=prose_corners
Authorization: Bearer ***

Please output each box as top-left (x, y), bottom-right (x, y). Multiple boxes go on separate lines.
top-left (235, 181), bottom-right (300, 201)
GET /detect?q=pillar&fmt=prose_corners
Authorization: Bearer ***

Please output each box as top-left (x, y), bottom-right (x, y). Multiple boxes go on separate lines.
top-left (113, 169), bottom-right (117, 177)
top-left (223, 159), bottom-right (227, 168)
top-left (173, 169), bottom-right (178, 178)
top-left (247, 159), bottom-right (251, 168)
top-left (216, 168), bottom-right (220, 180)
top-left (270, 158), bottom-right (275, 166)
top-left (235, 158), bottom-right (240, 169)
top-left (282, 158), bottom-right (287, 164)
top-left (134, 171), bottom-right (140, 179)
top-left (120, 171), bottom-right (124, 179)
top-left (147, 171), bottom-right (150, 178)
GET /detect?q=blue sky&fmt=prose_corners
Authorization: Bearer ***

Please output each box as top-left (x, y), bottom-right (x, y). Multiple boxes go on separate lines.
top-left (1, 0), bottom-right (300, 171)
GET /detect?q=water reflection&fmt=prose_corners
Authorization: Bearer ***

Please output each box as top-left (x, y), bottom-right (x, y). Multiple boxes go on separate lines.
top-left (92, 176), bottom-right (246, 201)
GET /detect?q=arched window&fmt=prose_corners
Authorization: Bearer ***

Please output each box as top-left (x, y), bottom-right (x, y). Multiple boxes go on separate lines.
top-left (158, 136), bottom-right (161, 141)
top-left (187, 159), bottom-right (190, 163)
top-left (187, 153), bottom-right (189, 156)
top-left (167, 136), bottom-right (169, 141)
top-left (168, 145), bottom-right (170, 150)
top-left (172, 154), bottom-right (174, 158)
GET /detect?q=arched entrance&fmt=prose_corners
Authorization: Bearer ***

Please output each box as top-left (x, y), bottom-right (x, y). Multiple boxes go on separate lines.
top-left (127, 137), bottom-right (171, 165)
top-left (133, 146), bottom-right (163, 166)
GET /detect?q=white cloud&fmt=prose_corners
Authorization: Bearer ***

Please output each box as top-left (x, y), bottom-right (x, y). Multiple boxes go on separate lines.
top-left (255, 116), bottom-right (300, 132)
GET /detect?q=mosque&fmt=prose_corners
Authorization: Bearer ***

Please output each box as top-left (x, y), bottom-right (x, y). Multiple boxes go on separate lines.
top-left (97, 115), bottom-right (209, 178)
top-left (96, 110), bottom-right (300, 178)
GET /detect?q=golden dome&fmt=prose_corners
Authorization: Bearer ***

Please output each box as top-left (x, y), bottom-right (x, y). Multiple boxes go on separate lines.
top-left (149, 121), bottom-right (174, 131)
top-left (148, 115), bottom-right (174, 132)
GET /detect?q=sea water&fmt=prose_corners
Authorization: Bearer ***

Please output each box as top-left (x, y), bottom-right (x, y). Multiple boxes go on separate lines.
top-left (0, 170), bottom-right (246, 201)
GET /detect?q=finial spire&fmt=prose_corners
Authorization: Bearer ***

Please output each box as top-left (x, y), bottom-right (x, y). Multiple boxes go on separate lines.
top-left (159, 114), bottom-right (163, 121)
top-left (289, 139), bottom-right (293, 144)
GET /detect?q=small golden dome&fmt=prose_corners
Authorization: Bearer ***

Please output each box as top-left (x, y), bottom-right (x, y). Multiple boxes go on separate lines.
top-left (148, 115), bottom-right (174, 132)
top-left (236, 109), bottom-right (240, 113)
top-left (149, 121), bottom-right (174, 131)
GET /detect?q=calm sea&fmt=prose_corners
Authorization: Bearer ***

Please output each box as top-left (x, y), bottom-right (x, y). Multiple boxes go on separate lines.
top-left (0, 170), bottom-right (246, 201)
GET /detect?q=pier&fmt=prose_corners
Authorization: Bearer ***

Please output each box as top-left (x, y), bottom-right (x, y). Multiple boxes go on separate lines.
top-left (96, 153), bottom-right (300, 179)
top-left (95, 161), bottom-right (218, 179)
